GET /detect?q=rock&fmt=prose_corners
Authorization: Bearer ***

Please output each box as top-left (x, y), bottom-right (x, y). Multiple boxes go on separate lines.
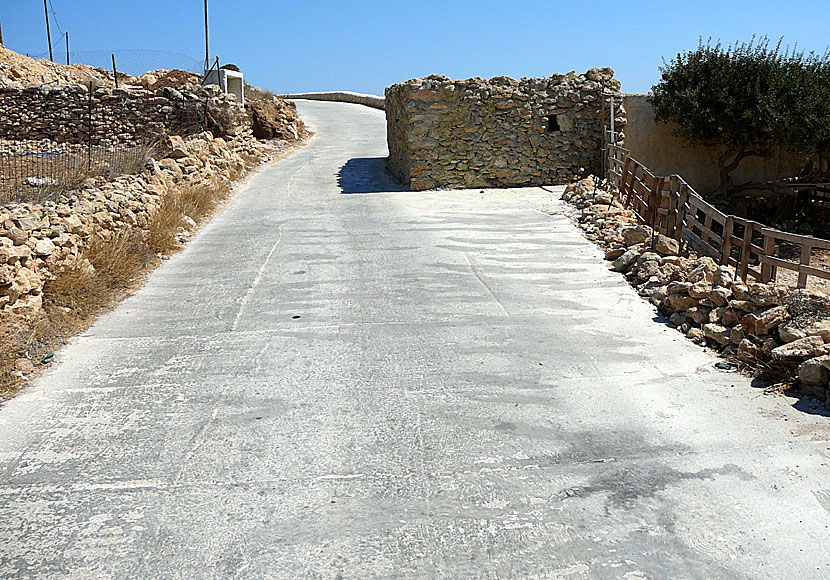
top-left (737, 339), bottom-right (764, 363)
top-left (787, 289), bottom-right (830, 313)
top-left (732, 284), bottom-right (751, 300)
top-left (15, 358), bottom-right (35, 374)
top-left (686, 258), bottom-right (718, 283)
top-left (7, 227), bottom-right (27, 245)
top-left (754, 305), bottom-right (790, 335)
top-left (689, 283), bottom-right (711, 299)
top-left (654, 234), bottom-right (679, 256)
top-left (166, 135), bottom-right (189, 159)
top-left (714, 266), bottom-right (735, 288)
top-left (13, 267), bottom-right (41, 295)
top-left (748, 283), bottom-right (785, 307)
top-left (249, 100), bottom-right (304, 141)
top-left (708, 287), bottom-right (731, 306)
top-left (651, 286), bottom-right (668, 304)
top-left (8, 292), bottom-right (42, 314)
top-left (779, 318), bottom-right (830, 344)
top-left (771, 336), bottom-right (830, 360)
top-left (797, 355), bottom-right (830, 385)
top-left (666, 281), bottom-right (692, 295)
top-left (730, 326), bottom-right (745, 345)
top-left (33, 238), bottom-right (55, 256)
top-left (605, 247), bottom-right (626, 261)
top-left (612, 249), bottom-right (639, 272)
top-left (687, 306), bottom-right (712, 324)
top-left (703, 323), bottom-right (732, 346)
top-left (0, 265), bottom-right (13, 286)
top-left (729, 300), bottom-right (756, 312)
top-left (669, 312), bottom-right (687, 327)
top-left (779, 323), bottom-right (807, 344)
top-left (721, 307), bottom-right (742, 327)
top-left (622, 226), bottom-right (649, 247)
top-left (762, 337), bottom-right (780, 355)
top-left (668, 294), bottom-right (698, 312)
top-left (687, 327), bottom-right (706, 343)
top-left (595, 192), bottom-right (614, 205)
top-left (62, 214), bottom-right (84, 234)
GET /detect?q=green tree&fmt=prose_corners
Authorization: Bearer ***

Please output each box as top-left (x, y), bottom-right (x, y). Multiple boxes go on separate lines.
top-left (650, 38), bottom-right (830, 199)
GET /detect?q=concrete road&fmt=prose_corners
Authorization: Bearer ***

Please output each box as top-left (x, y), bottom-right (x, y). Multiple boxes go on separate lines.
top-left (1, 101), bottom-right (829, 579)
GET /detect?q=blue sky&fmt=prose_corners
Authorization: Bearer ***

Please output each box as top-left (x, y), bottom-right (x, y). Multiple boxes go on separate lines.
top-left (3, 1), bottom-right (830, 95)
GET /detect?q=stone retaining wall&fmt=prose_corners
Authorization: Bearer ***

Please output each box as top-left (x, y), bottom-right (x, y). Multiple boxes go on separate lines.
top-left (280, 92), bottom-right (385, 111)
top-left (0, 130), bottom-right (278, 316)
top-left (385, 69), bottom-right (624, 191)
top-left (0, 83), bottom-right (248, 145)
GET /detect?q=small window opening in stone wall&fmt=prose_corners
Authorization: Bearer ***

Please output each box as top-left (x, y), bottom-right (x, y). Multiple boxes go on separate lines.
top-left (544, 115), bottom-right (561, 133)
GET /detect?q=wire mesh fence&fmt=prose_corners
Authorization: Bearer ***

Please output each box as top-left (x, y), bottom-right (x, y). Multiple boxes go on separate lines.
top-left (25, 49), bottom-right (204, 78)
top-left (0, 139), bottom-right (157, 204)
top-left (0, 84), bottom-right (211, 204)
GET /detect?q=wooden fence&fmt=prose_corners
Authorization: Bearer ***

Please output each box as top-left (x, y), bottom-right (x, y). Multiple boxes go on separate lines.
top-left (607, 144), bottom-right (830, 289)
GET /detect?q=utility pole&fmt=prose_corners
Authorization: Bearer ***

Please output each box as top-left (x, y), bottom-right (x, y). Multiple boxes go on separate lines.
top-left (0, 16), bottom-right (4, 46)
top-left (43, 0), bottom-right (54, 61)
top-left (203, 0), bottom-right (210, 73)
top-left (65, 32), bottom-right (69, 65)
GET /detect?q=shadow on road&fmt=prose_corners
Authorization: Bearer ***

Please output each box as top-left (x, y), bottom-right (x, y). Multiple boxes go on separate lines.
top-left (337, 157), bottom-right (407, 194)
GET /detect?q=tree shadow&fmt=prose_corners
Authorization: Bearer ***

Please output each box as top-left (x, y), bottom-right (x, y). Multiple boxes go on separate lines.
top-left (337, 157), bottom-right (406, 194)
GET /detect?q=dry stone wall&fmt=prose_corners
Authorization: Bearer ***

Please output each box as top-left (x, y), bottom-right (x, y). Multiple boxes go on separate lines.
top-left (0, 130), bottom-right (281, 317)
top-left (385, 69), bottom-right (624, 191)
top-left (0, 83), bottom-right (248, 145)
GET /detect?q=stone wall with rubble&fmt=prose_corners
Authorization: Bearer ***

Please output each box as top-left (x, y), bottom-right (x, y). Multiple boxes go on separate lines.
top-left (0, 83), bottom-right (248, 145)
top-left (385, 69), bottom-right (624, 191)
top-left (0, 130), bottom-right (281, 317)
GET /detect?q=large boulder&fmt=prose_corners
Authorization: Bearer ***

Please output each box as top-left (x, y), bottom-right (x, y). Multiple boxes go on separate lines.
top-left (249, 99), bottom-right (304, 141)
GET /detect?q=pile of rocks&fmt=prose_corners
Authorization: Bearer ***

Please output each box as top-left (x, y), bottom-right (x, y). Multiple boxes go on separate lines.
top-left (0, 130), bottom-right (293, 317)
top-left (561, 178), bottom-right (830, 407)
top-left (248, 99), bottom-right (305, 141)
top-left (385, 69), bottom-right (625, 191)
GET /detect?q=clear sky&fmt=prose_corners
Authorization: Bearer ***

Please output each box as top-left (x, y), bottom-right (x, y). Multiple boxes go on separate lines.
top-left (3, 0), bottom-right (829, 95)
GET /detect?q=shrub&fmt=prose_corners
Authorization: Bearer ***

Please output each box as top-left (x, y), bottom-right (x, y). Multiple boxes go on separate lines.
top-left (651, 37), bottom-right (830, 197)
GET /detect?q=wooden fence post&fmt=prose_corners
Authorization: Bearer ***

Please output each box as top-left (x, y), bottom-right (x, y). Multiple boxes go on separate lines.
top-left (721, 216), bottom-right (734, 266)
top-left (739, 222), bottom-right (753, 282)
top-left (798, 243), bottom-right (812, 289)
top-left (761, 232), bottom-right (776, 283)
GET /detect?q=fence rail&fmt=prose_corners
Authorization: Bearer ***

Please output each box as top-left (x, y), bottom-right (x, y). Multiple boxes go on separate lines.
top-left (607, 144), bottom-right (830, 289)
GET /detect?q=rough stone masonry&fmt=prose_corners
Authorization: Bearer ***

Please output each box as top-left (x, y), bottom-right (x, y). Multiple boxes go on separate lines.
top-left (385, 69), bottom-right (625, 191)
top-left (0, 83), bottom-right (248, 145)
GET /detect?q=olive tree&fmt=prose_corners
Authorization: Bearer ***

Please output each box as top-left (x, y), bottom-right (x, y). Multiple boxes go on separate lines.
top-left (650, 38), bottom-right (830, 199)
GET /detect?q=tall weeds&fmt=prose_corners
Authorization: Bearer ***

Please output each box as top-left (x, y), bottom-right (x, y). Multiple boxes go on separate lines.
top-left (0, 167), bottom-right (245, 399)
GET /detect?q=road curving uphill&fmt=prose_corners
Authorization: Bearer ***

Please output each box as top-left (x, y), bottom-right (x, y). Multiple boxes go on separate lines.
top-left (0, 100), bottom-right (828, 579)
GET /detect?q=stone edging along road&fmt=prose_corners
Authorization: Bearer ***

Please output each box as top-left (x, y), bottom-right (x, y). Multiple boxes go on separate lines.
top-left (280, 91), bottom-right (385, 110)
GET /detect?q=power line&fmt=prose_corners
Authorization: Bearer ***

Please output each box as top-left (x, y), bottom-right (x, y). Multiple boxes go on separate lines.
top-left (48, 0), bottom-right (65, 38)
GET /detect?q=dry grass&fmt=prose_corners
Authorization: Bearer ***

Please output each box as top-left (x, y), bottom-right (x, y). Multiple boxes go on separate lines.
top-left (0, 228), bottom-right (155, 399)
top-left (244, 83), bottom-right (277, 102)
top-left (731, 352), bottom-right (799, 394)
top-left (147, 175), bottom-right (237, 254)
top-left (0, 166), bottom-right (246, 400)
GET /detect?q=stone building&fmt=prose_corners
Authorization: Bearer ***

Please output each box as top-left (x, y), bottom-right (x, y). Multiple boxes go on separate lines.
top-left (385, 69), bottom-right (625, 191)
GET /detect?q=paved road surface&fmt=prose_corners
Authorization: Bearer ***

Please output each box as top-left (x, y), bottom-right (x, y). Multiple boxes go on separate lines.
top-left (1, 101), bottom-right (829, 579)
